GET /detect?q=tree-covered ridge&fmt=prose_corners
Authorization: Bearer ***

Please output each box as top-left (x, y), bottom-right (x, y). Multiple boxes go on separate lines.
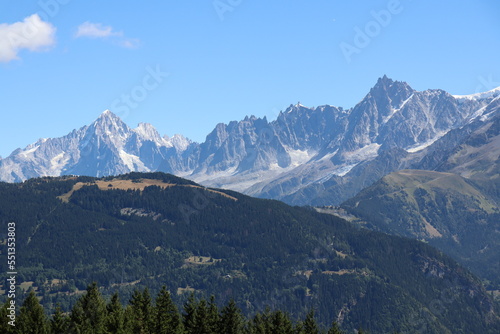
top-left (0, 283), bottom-right (371, 334)
top-left (0, 172), bottom-right (498, 333)
top-left (340, 169), bottom-right (500, 290)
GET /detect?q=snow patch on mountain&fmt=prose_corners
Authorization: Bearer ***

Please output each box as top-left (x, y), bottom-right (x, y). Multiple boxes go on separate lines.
top-left (49, 152), bottom-right (70, 174)
top-left (167, 134), bottom-right (192, 152)
top-left (119, 150), bottom-right (149, 172)
top-left (342, 143), bottom-right (381, 163)
top-left (406, 130), bottom-right (449, 153)
top-left (135, 123), bottom-right (166, 144)
top-left (20, 145), bottom-right (40, 158)
top-left (453, 86), bottom-right (500, 100)
top-left (383, 93), bottom-right (414, 124)
top-left (334, 163), bottom-right (359, 177)
top-left (286, 148), bottom-right (314, 166)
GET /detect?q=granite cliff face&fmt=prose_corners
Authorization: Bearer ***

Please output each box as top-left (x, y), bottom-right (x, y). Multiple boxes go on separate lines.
top-left (1, 76), bottom-right (498, 205)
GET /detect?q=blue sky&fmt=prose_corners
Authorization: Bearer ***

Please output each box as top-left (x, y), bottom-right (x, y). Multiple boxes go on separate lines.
top-left (1, 0), bottom-right (499, 157)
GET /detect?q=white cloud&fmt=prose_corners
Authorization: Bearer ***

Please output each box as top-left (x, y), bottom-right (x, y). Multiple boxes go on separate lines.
top-left (119, 38), bottom-right (141, 49)
top-left (75, 22), bottom-right (122, 38)
top-left (0, 14), bottom-right (56, 63)
top-left (74, 21), bottom-right (140, 49)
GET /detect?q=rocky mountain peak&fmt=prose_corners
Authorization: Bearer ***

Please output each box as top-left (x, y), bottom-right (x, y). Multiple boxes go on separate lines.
top-left (95, 109), bottom-right (122, 123)
top-left (1, 78), bottom-right (499, 209)
top-left (374, 74), bottom-right (393, 87)
top-left (369, 76), bottom-right (414, 102)
top-left (90, 110), bottom-right (130, 141)
top-left (135, 122), bottom-right (163, 143)
top-left (165, 134), bottom-right (192, 152)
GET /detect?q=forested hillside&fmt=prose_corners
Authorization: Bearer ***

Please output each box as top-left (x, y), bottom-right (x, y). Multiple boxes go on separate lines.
top-left (1, 284), bottom-right (350, 333)
top-left (0, 172), bottom-right (498, 333)
top-left (340, 170), bottom-right (500, 290)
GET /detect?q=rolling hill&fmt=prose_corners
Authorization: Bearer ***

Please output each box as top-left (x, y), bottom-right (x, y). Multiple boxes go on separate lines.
top-left (341, 169), bottom-right (500, 291)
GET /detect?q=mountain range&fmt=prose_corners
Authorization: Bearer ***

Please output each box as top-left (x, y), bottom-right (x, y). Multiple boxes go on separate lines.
top-left (1, 76), bottom-right (500, 331)
top-left (2, 75), bottom-right (499, 206)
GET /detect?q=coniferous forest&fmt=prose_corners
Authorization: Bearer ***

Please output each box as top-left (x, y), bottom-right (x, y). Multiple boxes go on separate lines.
top-left (0, 173), bottom-right (499, 333)
top-left (1, 283), bottom-right (357, 334)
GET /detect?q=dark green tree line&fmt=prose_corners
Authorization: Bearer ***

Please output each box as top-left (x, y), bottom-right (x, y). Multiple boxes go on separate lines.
top-left (0, 283), bottom-right (347, 334)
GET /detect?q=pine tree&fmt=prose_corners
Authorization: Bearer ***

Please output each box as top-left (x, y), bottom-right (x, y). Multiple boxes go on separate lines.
top-left (69, 282), bottom-right (107, 334)
top-left (17, 290), bottom-right (49, 334)
top-left (193, 298), bottom-right (212, 333)
top-left (219, 299), bottom-right (243, 334)
top-left (50, 304), bottom-right (69, 334)
top-left (327, 321), bottom-right (343, 334)
top-left (122, 305), bottom-right (136, 333)
top-left (270, 310), bottom-right (294, 334)
top-left (155, 286), bottom-right (183, 334)
top-left (207, 295), bottom-right (219, 333)
top-left (129, 289), bottom-right (145, 333)
top-left (260, 307), bottom-right (273, 333)
top-left (105, 292), bottom-right (124, 334)
top-left (129, 288), bottom-right (154, 334)
top-left (182, 293), bottom-right (198, 333)
top-left (295, 321), bottom-right (305, 334)
top-left (141, 287), bottom-right (155, 333)
top-left (248, 312), bottom-right (266, 334)
top-left (302, 310), bottom-right (319, 334)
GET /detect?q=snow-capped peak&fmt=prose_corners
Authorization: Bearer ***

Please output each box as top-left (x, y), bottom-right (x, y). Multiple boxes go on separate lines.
top-left (164, 134), bottom-right (192, 152)
top-left (96, 109), bottom-right (120, 121)
top-left (453, 86), bottom-right (500, 100)
top-left (90, 110), bottom-right (130, 145)
top-left (134, 123), bottom-right (163, 143)
top-left (93, 110), bottom-right (126, 128)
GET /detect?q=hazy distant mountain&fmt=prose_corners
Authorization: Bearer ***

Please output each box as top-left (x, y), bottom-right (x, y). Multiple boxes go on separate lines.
top-left (1, 76), bottom-right (498, 206)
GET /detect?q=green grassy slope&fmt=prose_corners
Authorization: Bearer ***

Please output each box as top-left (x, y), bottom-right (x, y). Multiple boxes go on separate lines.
top-left (341, 169), bottom-right (500, 291)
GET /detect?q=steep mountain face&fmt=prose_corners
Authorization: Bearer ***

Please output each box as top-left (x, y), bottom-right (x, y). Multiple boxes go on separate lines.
top-left (0, 110), bottom-right (193, 182)
top-left (0, 172), bottom-right (499, 333)
top-left (264, 82), bottom-right (500, 205)
top-left (340, 169), bottom-right (500, 290)
top-left (432, 110), bottom-right (500, 202)
top-left (0, 77), bottom-right (498, 206)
